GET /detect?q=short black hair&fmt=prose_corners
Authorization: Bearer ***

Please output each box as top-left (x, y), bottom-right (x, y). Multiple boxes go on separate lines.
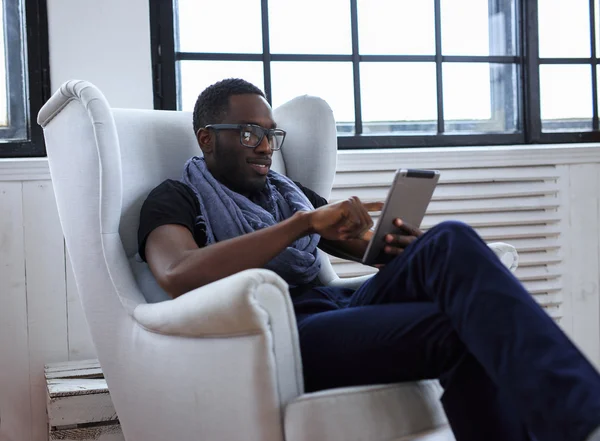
top-left (192, 78), bottom-right (266, 134)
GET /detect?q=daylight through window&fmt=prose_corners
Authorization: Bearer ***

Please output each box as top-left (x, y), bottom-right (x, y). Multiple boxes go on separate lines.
top-left (150, 0), bottom-right (600, 148)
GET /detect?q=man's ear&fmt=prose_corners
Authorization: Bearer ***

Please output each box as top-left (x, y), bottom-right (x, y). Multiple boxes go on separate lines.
top-left (197, 128), bottom-right (214, 155)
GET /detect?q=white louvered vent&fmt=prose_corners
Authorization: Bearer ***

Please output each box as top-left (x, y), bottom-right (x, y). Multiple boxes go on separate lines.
top-left (328, 165), bottom-right (563, 320)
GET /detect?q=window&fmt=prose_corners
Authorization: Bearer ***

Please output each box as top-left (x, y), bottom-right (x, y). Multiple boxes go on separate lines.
top-left (150, 0), bottom-right (600, 148)
top-left (0, 0), bottom-right (49, 157)
top-left (537, 0), bottom-right (598, 136)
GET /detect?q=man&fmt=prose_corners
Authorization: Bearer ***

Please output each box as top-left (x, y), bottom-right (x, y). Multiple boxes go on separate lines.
top-left (138, 78), bottom-right (600, 441)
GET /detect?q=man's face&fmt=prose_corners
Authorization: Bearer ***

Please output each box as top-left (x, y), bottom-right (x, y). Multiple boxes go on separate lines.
top-left (200, 94), bottom-right (276, 196)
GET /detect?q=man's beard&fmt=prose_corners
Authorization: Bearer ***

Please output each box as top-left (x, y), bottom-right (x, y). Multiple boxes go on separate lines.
top-left (213, 138), bottom-right (266, 196)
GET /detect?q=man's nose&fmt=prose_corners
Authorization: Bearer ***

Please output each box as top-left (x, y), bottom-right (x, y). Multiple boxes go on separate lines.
top-left (254, 134), bottom-right (272, 154)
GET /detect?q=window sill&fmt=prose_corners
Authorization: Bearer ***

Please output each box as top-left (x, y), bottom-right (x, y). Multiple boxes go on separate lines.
top-left (2, 143), bottom-right (600, 182)
top-left (336, 142), bottom-right (600, 171)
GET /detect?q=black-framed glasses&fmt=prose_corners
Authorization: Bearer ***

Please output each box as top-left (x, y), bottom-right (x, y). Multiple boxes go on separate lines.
top-left (204, 124), bottom-right (286, 151)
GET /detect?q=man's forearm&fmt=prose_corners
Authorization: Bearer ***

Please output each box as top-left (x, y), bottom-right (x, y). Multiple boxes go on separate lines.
top-left (166, 211), bottom-right (313, 295)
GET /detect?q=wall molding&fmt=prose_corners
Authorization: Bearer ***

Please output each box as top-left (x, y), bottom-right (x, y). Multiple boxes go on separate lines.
top-left (3, 143), bottom-right (600, 181)
top-left (336, 143), bottom-right (600, 171)
top-left (0, 158), bottom-right (51, 181)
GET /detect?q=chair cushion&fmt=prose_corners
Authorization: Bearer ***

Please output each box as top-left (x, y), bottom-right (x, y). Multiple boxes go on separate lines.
top-left (284, 381), bottom-right (454, 441)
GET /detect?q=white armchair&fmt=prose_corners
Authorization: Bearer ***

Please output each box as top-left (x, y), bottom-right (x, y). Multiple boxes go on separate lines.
top-left (38, 80), bottom-right (518, 441)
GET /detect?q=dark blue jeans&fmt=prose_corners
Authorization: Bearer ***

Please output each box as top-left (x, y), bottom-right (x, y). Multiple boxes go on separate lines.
top-left (295, 221), bottom-right (600, 441)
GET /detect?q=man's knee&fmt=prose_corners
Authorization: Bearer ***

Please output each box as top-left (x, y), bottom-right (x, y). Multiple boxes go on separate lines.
top-left (429, 220), bottom-right (475, 237)
top-left (423, 220), bottom-right (485, 254)
top-left (432, 220), bottom-right (473, 233)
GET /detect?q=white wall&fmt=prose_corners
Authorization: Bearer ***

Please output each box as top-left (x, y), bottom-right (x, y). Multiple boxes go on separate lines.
top-left (47, 0), bottom-right (153, 109)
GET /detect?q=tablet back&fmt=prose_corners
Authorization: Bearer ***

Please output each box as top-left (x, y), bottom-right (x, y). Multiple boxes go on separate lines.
top-left (362, 168), bottom-right (440, 265)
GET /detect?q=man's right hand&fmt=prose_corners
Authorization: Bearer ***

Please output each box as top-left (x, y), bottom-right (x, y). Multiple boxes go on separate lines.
top-left (307, 197), bottom-right (383, 241)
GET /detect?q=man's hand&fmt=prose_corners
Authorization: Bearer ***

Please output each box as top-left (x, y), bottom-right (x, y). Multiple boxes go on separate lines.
top-left (308, 197), bottom-right (383, 241)
top-left (382, 218), bottom-right (423, 255)
top-left (371, 219), bottom-right (423, 269)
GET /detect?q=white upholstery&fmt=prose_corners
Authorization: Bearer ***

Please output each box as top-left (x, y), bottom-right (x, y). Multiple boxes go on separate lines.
top-left (285, 382), bottom-right (448, 441)
top-left (38, 80), bottom-right (518, 441)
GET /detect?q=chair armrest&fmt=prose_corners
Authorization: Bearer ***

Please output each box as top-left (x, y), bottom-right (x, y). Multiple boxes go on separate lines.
top-left (327, 274), bottom-right (375, 290)
top-left (133, 268), bottom-right (289, 337)
top-left (132, 268), bottom-right (305, 409)
top-left (488, 242), bottom-right (519, 272)
top-left (326, 242), bottom-right (519, 291)
top-left (107, 270), bottom-right (299, 441)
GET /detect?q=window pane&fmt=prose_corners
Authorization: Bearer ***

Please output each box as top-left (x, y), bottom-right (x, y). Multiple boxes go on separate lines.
top-left (360, 63), bottom-right (437, 134)
top-left (539, 0), bottom-right (591, 58)
top-left (270, 62), bottom-right (354, 132)
top-left (357, 0), bottom-right (434, 55)
top-left (178, 61), bottom-right (264, 111)
top-left (442, 0), bottom-right (517, 55)
top-left (596, 0), bottom-right (600, 56)
top-left (177, 0), bottom-right (262, 53)
top-left (444, 63), bottom-right (518, 133)
top-left (268, 0), bottom-right (351, 54)
top-left (540, 65), bottom-right (593, 131)
top-left (0, 0), bottom-right (7, 127)
top-left (1, 0), bottom-right (27, 142)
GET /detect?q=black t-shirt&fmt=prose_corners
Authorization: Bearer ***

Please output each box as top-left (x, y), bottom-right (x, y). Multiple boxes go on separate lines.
top-left (137, 179), bottom-right (328, 262)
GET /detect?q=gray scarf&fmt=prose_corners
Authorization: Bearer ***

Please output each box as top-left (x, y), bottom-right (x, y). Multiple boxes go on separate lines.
top-left (181, 157), bottom-right (322, 286)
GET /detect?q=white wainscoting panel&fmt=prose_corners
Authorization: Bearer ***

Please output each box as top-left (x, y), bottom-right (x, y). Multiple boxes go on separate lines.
top-left (23, 181), bottom-right (69, 441)
top-left (0, 179), bottom-right (96, 441)
top-left (562, 164), bottom-right (600, 365)
top-left (2, 148), bottom-right (600, 440)
top-left (0, 182), bottom-right (32, 441)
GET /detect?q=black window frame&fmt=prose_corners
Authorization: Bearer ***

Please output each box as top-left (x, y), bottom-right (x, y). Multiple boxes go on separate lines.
top-left (1, 0), bottom-right (50, 158)
top-left (150, 0), bottom-right (600, 149)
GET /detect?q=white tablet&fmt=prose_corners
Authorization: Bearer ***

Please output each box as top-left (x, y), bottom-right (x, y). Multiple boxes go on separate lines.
top-left (361, 169), bottom-right (440, 265)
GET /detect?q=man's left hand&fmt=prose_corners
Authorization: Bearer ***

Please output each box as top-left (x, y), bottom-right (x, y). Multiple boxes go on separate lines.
top-left (372, 219), bottom-right (423, 268)
top-left (383, 218), bottom-right (423, 255)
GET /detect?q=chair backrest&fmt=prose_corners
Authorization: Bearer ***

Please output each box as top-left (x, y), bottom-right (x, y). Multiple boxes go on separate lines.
top-left (40, 81), bottom-right (339, 308)
top-left (115, 95), bottom-right (337, 262)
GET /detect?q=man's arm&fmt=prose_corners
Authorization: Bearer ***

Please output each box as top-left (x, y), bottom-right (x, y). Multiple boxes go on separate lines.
top-left (145, 198), bottom-right (381, 298)
top-left (145, 211), bottom-right (312, 298)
